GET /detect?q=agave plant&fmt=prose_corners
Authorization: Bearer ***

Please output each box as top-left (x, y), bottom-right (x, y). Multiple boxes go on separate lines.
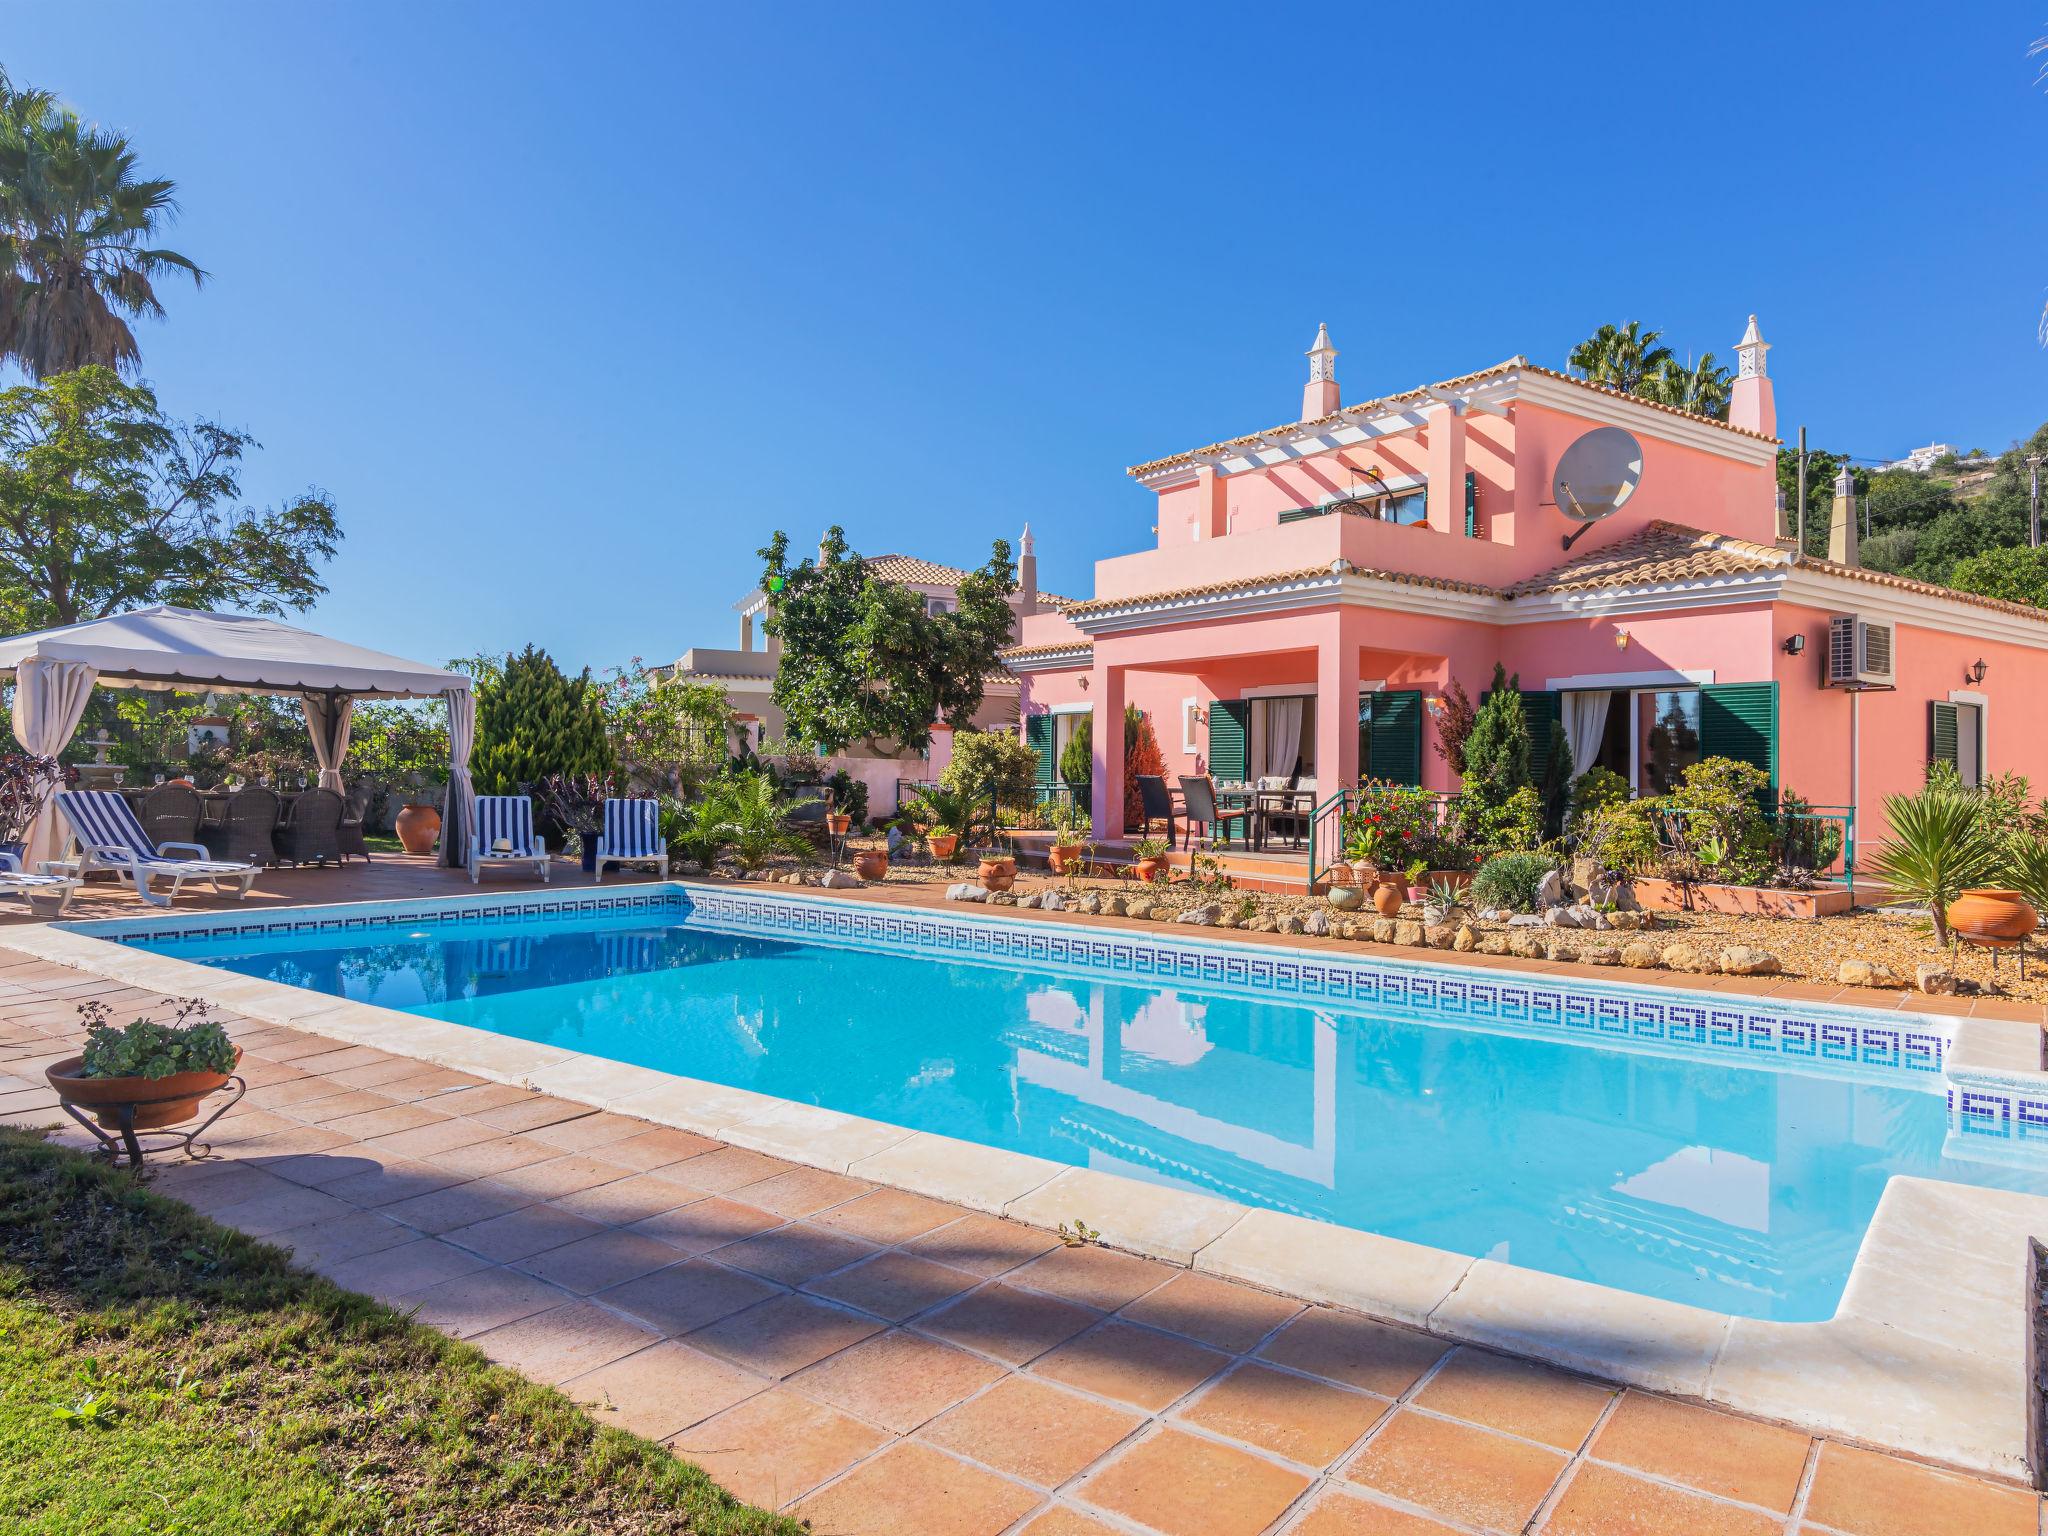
top-left (1868, 787), bottom-right (2004, 946)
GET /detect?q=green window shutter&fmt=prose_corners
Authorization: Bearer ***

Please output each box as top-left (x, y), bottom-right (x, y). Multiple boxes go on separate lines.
top-left (1928, 701), bottom-right (1959, 772)
top-left (1208, 699), bottom-right (1250, 781)
top-left (1519, 691), bottom-right (1560, 785)
top-left (1368, 690), bottom-right (1424, 786)
top-left (1464, 471), bottom-right (1478, 538)
top-left (1700, 682), bottom-right (1780, 793)
top-left (1278, 506), bottom-right (1326, 525)
top-left (1024, 713), bottom-right (1056, 787)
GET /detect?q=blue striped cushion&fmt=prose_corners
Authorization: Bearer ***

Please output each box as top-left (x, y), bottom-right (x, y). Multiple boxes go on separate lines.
top-left (473, 796), bottom-right (538, 856)
top-left (56, 790), bottom-right (160, 859)
top-left (603, 798), bottom-right (661, 858)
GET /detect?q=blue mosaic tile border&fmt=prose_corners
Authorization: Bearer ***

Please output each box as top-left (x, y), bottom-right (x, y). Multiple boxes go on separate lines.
top-left (681, 887), bottom-right (1952, 1087)
top-left (69, 885), bottom-right (690, 946)
top-left (1947, 1083), bottom-right (2048, 1146)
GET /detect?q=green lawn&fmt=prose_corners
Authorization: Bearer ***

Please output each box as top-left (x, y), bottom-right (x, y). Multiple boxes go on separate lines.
top-left (0, 1130), bottom-right (803, 1535)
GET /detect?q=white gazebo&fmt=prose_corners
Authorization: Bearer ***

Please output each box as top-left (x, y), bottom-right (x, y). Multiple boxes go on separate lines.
top-left (0, 606), bottom-right (476, 872)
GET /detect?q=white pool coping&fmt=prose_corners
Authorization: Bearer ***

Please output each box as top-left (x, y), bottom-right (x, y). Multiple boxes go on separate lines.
top-left (19, 881), bottom-right (2048, 1485)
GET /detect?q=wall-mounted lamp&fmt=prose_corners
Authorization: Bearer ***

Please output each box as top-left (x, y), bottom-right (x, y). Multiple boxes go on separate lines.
top-left (1967, 658), bottom-right (1988, 686)
top-left (1423, 695), bottom-right (1448, 722)
top-left (1782, 634), bottom-right (1805, 656)
top-left (1078, 675), bottom-right (1090, 691)
top-left (1613, 628), bottom-right (1632, 651)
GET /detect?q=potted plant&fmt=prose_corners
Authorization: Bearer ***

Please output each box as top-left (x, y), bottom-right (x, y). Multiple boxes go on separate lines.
top-left (0, 753), bottom-right (72, 864)
top-left (977, 831), bottom-right (1018, 893)
top-left (1404, 858), bottom-right (1431, 902)
top-left (826, 810), bottom-right (853, 837)
top-left (47, 998), bottom-right (240, 1131)
top-left (534, 773), bottom-right (610, 873)
top-left (852, 844), bottom-right (889, 881)
top-left (1047, 802), bottom-right (1090, 876)
top-left (1371, 876), bottom-right (1405, 918)
top-left (1131, 836), bottom-right (1170, 884)
top-left (1423, 875), bottom-right (1466, 927)
top-left (907, 787), bottom-right (972, 862)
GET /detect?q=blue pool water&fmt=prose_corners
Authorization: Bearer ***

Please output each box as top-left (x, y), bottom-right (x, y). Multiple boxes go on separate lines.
top-left (127, 898), bottom-right (2048, 1321)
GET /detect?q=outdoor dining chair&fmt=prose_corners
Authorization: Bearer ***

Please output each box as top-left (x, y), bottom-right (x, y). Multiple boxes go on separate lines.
top-left (54, 789), bottom-right (261, 907)
top-left (224, 786), bottom-right (283, 866)
top-left (468, 794), bottom-right (550, 884)
top-left (1135, 775), bottom-right (1178, 846)
top-left (1176, 776), bottom-right (1251, 851)
top-left (140, 782), bottom-right (203, 850)
top-left (275, 787), bottom-right (345, 867)
top-left (337, 785), bottom-right (372, 864)
top-left (594, 797), bottom-right (668, 882)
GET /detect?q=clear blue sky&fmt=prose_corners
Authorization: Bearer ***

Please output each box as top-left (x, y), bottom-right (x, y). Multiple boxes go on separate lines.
top-left (7, 3), bottom-right (2045, 672)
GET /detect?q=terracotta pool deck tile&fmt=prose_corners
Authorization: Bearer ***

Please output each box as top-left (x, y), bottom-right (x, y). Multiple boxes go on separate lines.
top-left (1031, 1320), bottom-right (1231, 1413)
top-left (599, 1125), bottom-right (721, 1172)
top-left (1543, 1462), bottom-right (1782, 1536)
top-left (275, 1087), bottom-right (397, 1124)
top-left (547, 1169), bottom-right (702, 1227)
top-left (559, 1339), bottom-right (765, 1441)
top-left (424, 1132), bottom-right (565, 1181)
top-left (593, 1257), bottom-right (781, 1335)
top-left (393, 1263), bottom-right (571, 1339)
top-left (207, 1179), bottom-right (358, 1238)
top-left (1177, 1361), bottom-right (1390, 1469)
top-left (269, 1208), bottom-right (414, 1269)
top-left (1257, 1309), bottom-right (1451, 1398)
top-left (1341, 1411), bottom-right (1567, 1535)
top-left (712, 1220), bottom-right (878, 1287)
top-left (315, 1154), bottom-right (471, 1207)
top-left (1412, 1348), bottom-right (1617, 1453)
top-left (524, 1109), bottom-right (650, 1152)
top-left (905, 1211), bottom-right (1066, 1277)
top-left (804, 1249), bottom-right (982, 1321)
top-left (513, 1229), bottom-right (681, 1294)
top-left (326, 1057), bottom-right (443, 1090)
top-left (667, 1388), bottom-right (888, 1511)
top-left (1590, 1390), bottom-right (1811, 1512)
top-left (794, 1439), bottom-right (1042, 1535)
top-left (920, 1282), bottom-right (1105, 1366)
top-left (317, 1102), bottom-right (450, 1142)
top-left (668, 1145), bottom-right (800, 1194)
top-left (736, 1165), bottom-right (877, 1219)
top-left (1800, 1442), bottom-right (2039, 1536)
top-left (198, 1106), bottom-right (300, 1143)
top-left (374, 1065), bottom-right (485, 1101)
top-left (468, 1096), bottom-right (598, 1134)
top-left (1116, 1270), bottom-right (1304, 1356)
top-left (922, 1374), bottom-right (1143, 1487)
top-left (624, 1194), bottom-right (782, 1256)
top-left (1079, 1426), bottom-right (1312, 1536)
top-left (380, 1178), bottom-right (536, 1235)
top-left (815, 1186), bottom-right (965, 1245)
top-left (246, 1074), bottom-right (355, 1109)
top-left (486, 1152), bottom-right (635, 1202)
top-left (429, 1082), bottom-right (539, 1116)
top-left (471, 1299), bottom-right (663, 1384)
top-left (1284, 1487), bottom-right (1465, 1535)
top-left (789, 1328), bottom-right (1005, 1433)
top-left (445, 1201), bottom-right (608, 1263)
top-left (321, 1235), bottom-right (491, 1304)
top-left (1011, 1243), bottom-right (1181, 1313)
top-left (685, 1292), bottom-right (885, 1379)
top-left (1016, 1510), bottom-right (1128, 1536)
top-left (359, 1115), bottom-right (505, 1160)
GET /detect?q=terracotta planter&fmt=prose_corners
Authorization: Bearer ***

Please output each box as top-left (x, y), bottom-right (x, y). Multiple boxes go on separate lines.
top-left (1134, 857), bottom-right (1165, 884)
top-left (47, 1046), bottom-right (242, 1131)
top-left (1048, 844), bottom-right (1083, 875)
top-left (1326, 884), bottom-right (1365, 912)
top-left (395, 802), bottom-right (441, 855)
top-left (928, 833), bottom-right (960, 861)
top-left (978, 856), bottom-right (1017, 893)
top-left (852, 848), bottom-right (889, 881)
top-left (1371, 881), bottom-right (1405, 919)
top-left (1947, 889), bottom-right (2039, 943)
top-left (1326, 862), bottom-right (1358, 888)
top-left (826, 813), bottom-right (852, 836)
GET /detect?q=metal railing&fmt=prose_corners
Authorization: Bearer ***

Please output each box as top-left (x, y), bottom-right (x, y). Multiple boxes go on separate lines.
top-left (1305, 786), bottom-right (1461, 891)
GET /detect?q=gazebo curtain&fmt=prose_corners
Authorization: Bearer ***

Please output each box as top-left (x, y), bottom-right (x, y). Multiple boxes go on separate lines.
top-left (302, 691), bottom-right (355, 794)
top-left (11, 657), bottom-right (98, 870)
top-left (439, 685), bottom-right (476, 868)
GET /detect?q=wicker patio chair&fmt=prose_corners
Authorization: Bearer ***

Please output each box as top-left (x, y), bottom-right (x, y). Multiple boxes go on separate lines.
top-left (224, 787), bottom-right (283, 866)
top-left (140, 783), bottom-right (203, 850)
top-left (274, 787), bottom-right (344, 868)
top-left (337, 784), bottom-right (372, 864)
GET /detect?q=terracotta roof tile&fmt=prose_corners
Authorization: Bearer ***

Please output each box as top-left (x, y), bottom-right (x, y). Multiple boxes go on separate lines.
top-left (862, 553), bottom-right (1070, 608)
top-left (1504, 521), bottom-right (1789, 598)
top-left (1001, 640), bottom-right (1094, 663)
top-left (1057, 562), bottom-right (1496, 620)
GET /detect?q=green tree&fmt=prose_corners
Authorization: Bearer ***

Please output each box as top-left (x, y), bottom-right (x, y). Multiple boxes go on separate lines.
top-left (470, 645), bottom-right (613, 806)
top-left (1567, 322), bottom-right (1674, 395)
top-left (757, 526), bottom-right (1016, 754)
top-left (1946, 545), bottom-right (2048, 607)
top-left (1636, 352), bottom-right (1732, 420)
top-left (0, 367), bottom-right (339, 626)
top-left (0, 70), bottom-right (204, 377)
top-left (1455, 664), bottom-right (1536, 851)
top-left (1058, 712), bottom-right (1092, 788)
top-left (598, 662), bottom-right (734, 798)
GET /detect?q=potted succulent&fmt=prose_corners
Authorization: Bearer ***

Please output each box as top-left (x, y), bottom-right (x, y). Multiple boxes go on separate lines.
top-left (1423, 876), bottom-right (1466, 927)
top-left (826, 810), bottom-right (853, 837)
top-left (1131, 836), bottom-right (1170, 884)
top-left (47, 998), bottom-right (240, 1131)
top-left (0, 752), bottom-right (72, 865)
top-left (977, 830), bottom-right (1018, 893)
top-left (1047, 802), bottom-right (1090, 876)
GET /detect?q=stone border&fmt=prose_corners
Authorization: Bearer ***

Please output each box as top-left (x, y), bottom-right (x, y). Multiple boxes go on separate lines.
top-left (18, 883), bottom-right (2048, 1485)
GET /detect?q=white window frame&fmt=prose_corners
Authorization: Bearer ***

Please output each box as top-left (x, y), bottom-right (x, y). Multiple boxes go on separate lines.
top-left (1181, 697), bottom-right (1201, 754)
top-left (1949, 689), bottom-right (1989, 788)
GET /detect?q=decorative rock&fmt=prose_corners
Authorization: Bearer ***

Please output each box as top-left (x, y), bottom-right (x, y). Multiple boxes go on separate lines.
top-left (1371, 918), bottom-right (1397, 943)
top-left (1277, 914), bottom-right (1306, 936)
top-left (1479, 907), bottom-right (1511, 922)
top-left (1452, 925), bottom-right (1478, 952)
top-left (1587, 874), bottom-right (1641, 911)
top-left (946, 882), bottom-right (990, 902)
top-left (1249, 916), bottom-right (1278, 934)
top-left (1508, 913), bottom-right (1546, 929)
top-left (1620, 940), bottom-right (1662, 968)
top-left (1581, 945), bottom-right (1621, 966)
top-left (1394, 919), bottom-right (1426, 947)
top-left (1507, 932), bottom-right (1546, 959)
top-left (1102, 896), bottom-right (1127, 917)
top-left (1302, 909), bottom-right (1331, 937)
top-left (1425, 922), bottom-right (1459, 949)
top-left (1661, 942), bottom-right (1717, 974)
top-left (1336, 921), bottom-right (1356, 940)
top-left (1535, 869), bottom-right (1568, 909)
top-left (1837, 957), bottom-right (1904, 989)
top-left (1606, 909), bottom-right (1642, 931)
top-left (817, 869), bottom-right (861, 888)
top-left (1478, 934), bottom-right (1511, 956)
top-left (1543, 906), bottom-right (1582, 929)
top-left (1214, 915), bottom-right (1239, 929)
top-left (1125, 900), bottom-right (1153, 919)
top-left (989, 891), bottom-right (1016, 905)
top-left (1718, 945), bottom-right (1781, 977)
top-left (1013, 891), bottom-right (1042, 908)
top-left (1915, 963), bottom-right (1961, 996)
top-left (1544, 939), bottom-right (1578, 962)
top-left (1039, 890), bottom-right (1065, 911)
top-left (1175, 903), bottom-right (1220, 926)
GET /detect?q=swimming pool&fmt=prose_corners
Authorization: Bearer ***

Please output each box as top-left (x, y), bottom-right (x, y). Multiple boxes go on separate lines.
top-left (107, 885), bottom-right (2047, 1323)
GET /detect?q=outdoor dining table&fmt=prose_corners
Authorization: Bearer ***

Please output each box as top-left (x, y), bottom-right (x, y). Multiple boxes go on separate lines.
top-left (1250, 787), bottom-right (1315, 851)
top-left (120, 785), bottom-right (316, 859)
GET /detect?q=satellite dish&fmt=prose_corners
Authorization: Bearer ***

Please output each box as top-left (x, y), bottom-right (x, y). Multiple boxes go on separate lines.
top-left (1551, 426), bottom-right (1643, 550)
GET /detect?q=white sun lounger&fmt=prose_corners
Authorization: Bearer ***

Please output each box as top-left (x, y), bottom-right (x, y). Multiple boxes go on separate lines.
top-left (593, 797), bottom-right (667, 882)
top-left (0, 851), bottom-right (79, 916)
top-left (54, 789), bottom-right (260, 908)
top-left (468, 795), bottom-right (551, 884)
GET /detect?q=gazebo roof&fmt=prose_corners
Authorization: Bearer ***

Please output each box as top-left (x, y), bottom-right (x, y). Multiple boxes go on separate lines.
top-left (0, 606), bottom-right (469, 700)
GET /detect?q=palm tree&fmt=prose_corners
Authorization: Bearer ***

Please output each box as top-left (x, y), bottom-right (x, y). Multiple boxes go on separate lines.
top-left (0, 70), bottom-right (203, 377)
top-left (1566, 322), bottom-right (1674, 395)
top-left (1638, 352), bottom-right (1733, 420)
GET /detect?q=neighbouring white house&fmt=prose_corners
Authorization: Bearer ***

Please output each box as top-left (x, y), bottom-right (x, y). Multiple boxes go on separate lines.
top-left (662, 528), bottom-right (1063, 815)
top-left (1883, 442), bottom-right (1961, 473)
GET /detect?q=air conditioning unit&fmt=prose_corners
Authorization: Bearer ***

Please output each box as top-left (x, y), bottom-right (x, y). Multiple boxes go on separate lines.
top-left (1826, 613), bottom-right (1895, 688)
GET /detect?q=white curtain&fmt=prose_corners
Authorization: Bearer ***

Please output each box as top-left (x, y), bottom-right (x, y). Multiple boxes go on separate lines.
top-left (1264, 697), bottom-right (1304, 780)
top-left (11, 657), bottom-right (97, 870)
top-left (439, 685), bottom-right (476, 868)
top-left (1560, 690), bottom-right (1611, 784)
top-left (302, 691), bottom-right (355, 794)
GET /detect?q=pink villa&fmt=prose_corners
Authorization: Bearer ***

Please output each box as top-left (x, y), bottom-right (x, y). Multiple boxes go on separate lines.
top-left (1006, 318), bottom-right (2046, 872)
